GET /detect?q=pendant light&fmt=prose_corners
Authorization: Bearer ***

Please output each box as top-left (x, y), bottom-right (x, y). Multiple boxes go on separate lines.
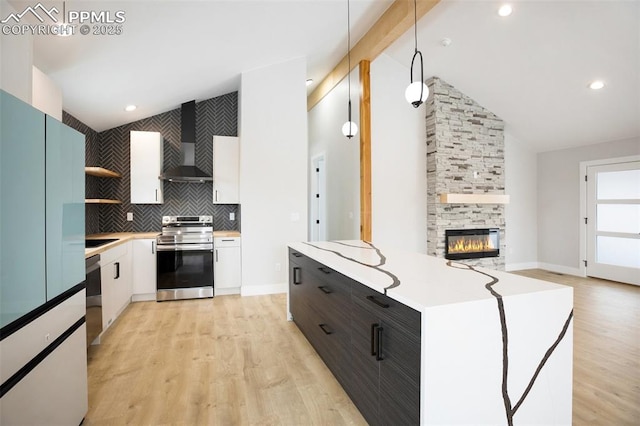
top-left (342, 0), bottom-right (358, 139)
top-left (405, 0), bottom-right (429, 108)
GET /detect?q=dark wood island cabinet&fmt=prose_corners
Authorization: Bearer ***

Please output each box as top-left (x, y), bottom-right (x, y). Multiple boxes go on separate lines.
top-left (287, 241), bottom-right (573, 425)
top-left (289, 248), bottom-right (421, 425)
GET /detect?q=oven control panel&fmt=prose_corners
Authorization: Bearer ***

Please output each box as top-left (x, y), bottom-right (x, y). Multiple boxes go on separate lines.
top-left (162, 215), bottom-right (213, 225)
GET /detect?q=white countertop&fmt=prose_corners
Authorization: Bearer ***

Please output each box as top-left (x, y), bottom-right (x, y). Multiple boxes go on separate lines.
top-left (288, 240), bottom-right (569, 312)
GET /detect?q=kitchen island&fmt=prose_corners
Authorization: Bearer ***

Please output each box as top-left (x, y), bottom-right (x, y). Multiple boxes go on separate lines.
top-left (288, 240), bottom-right (573, 425)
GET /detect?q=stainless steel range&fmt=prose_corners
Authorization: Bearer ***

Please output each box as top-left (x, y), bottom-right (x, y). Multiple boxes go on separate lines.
top-left (156, 215), bottom-right (214, 301)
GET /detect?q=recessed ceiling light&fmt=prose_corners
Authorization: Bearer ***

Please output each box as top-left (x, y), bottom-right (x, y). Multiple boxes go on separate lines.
top-left (498, 4), bottom-right (513, 17)
top-left (125, 105), bottom-right (137, 112)
top-left (589, 80), bottom-right (605, 90)
top-left (306, 79), bottom-right (314, 87)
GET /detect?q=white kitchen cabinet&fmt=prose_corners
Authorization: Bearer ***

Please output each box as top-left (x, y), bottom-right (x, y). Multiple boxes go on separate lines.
top-left (212, 135), bottom-right (239, 204)
top-left (130, 131), bottom-right (163, 204)
top-left (214, 237), bottom-right (241, 295)
top-left (132, 239), bottom-right (157, 302)
top-left (101, 242), bottom-right (132, 331)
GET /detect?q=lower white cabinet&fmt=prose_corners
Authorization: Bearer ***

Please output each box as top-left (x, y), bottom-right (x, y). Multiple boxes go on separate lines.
top-left (132, 239), bottom-right (157, 301)
top-left (214, 237), bottom-right (241, 295)
top-left (101, 242), bottom-right (132, 331)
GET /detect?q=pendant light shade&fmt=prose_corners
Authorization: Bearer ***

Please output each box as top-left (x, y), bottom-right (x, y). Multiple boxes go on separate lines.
top-left (406, 0), bottom-right (428, 108)
top-left (405, 81), bottom-right (429, 107)
top-left (342, 0), bottom-right (358, 139)
top-left (342, 121), bottom-right (358, 138)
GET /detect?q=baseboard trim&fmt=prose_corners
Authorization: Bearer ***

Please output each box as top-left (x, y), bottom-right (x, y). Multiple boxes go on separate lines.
top-left (131, 294), bottom-right (156, 302)
top-left (538, 262), bottom-right (584, 277)
top-left (240, 283), bottom-right (287, 297)
top-left (506, 262), bottom-right (540, 272)
top-left (215, 287), bottom-right (241, 296)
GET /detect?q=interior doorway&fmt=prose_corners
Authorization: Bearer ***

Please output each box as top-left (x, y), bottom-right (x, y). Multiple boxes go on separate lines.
top-left (583, 158), bottom-right (640, 285)
top-left (310, 154), bottom-right (327, 241)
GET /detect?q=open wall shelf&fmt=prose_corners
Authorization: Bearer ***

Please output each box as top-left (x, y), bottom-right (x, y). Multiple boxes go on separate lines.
top-left (85, 199), bottom-right (121, 204)
top-left (85, 167), bottom-right (122, 204)
top-left (85, 167), bottom-right (121, 178)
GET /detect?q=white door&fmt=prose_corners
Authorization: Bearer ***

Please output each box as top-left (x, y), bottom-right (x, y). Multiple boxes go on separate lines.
top-left (586, 160), bottom-right (640, 285)
top-left (310, 155), bottom-right (327, 241)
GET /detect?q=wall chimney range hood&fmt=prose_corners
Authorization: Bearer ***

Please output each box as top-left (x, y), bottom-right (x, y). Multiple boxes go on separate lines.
top-left (160, 100), bottom-right (213, 183)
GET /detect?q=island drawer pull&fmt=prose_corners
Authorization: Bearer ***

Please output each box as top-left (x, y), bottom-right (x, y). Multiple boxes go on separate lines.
top-left (366, 295), bottom-right (390, 309)
top-left (319, 324), bottom-right (333, 335)
top-left (293, 267), bottom-right (301, 284)
top-left (318, 267), bottom-right (332, 274)
top-left (318, 286), bottom-right (332, 294)
top-left (292, 252), bottom-right (303, 258)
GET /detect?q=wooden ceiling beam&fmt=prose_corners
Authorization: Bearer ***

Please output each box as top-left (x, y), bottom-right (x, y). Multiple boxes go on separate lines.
top-left (307, 0), bottom-right (441, 111)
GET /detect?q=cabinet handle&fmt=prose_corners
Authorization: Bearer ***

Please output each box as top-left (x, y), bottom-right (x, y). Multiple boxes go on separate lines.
top-left (114, 262), bottom-right (120, 279)
top-left (319, 323), bottom-right (333, 335)
top-left (376, 326), bottom-right (384, 361)
top-left (221, 239), bottom-right (234, 242)
top-left (371, 323), bottom-right (379, 356)
top-left (318, 267), bottom-right (331, 274)
top-left (293, 267), bottom-right (301, 284)
top-left (215, 249), bottom-right (219, 262)
top-left (155, 189), bottom-right (158, 201)
top-left (318, 286), bottom-right (332, 294)
top-left (151, 241), bottom-right (155, 254)
top-left (366, 295), bottom-right (390, 309)
top-left (292, 252), bottom-right (303, 258)
top-left (215, 190), bottom-right (218, 202)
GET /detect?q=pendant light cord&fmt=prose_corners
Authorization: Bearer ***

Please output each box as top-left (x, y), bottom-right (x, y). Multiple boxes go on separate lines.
top-left (413, 0), bottom-right (417, 53)
top-left (347, 0), bottom-right (352, 102)
top-left (408, 0), bottom-right (425, 107)
top-left (347, 0), bottom-right (353, 133)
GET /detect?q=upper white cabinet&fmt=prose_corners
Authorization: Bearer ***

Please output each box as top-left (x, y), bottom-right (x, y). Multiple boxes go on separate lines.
top-left (130, 131), bottom-right (163, 204)
top-left (213, 135), bottom-right (239, 204)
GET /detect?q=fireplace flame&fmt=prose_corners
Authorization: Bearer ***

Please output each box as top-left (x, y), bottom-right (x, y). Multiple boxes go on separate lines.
top-left (448, 236), bottom-right (496, 254)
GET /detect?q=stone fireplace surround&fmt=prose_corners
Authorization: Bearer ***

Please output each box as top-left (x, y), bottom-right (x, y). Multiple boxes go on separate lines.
top-left (426, 77), bottom-right (506, 270)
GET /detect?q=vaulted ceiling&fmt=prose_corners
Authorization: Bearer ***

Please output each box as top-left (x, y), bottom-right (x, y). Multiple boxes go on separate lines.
top-left (30, 0), bottom-right (640, 153)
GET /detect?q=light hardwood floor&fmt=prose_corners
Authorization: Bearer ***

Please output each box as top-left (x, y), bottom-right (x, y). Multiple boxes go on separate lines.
top-left (85, 271), bottom-right (639, 425)
top-left (512, 270), bottom-right (640, 426)
top-left (85, 294), bottom-right (366, 425)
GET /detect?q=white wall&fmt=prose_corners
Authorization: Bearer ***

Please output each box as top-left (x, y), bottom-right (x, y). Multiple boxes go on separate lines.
top-left (239, 57), bottom-right (308, 295)
top-left (0, 1), bottom-right (33, 103)
top-left (504, 130), bottom-right (538, 270)
top-left (32, 66), bottom-right (62, 120)
top-left (537, 137), bottom-right (640, 273)
top-left (370, 54), bottom-right (427, 253)
top-left (308, 66), bottom-right (360, 240)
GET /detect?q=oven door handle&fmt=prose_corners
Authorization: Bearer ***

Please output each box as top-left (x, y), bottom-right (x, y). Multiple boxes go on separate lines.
top-left (156, 244), bottom-right (214, 252)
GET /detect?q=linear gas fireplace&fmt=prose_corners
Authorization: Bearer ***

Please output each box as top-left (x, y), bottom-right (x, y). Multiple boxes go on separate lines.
top-left (445, 228), bottom-right (499, 260)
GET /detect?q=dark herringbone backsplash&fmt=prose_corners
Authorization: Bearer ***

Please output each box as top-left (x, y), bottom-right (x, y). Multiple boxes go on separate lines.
top-left (64, 92), bottom-right (240, 235)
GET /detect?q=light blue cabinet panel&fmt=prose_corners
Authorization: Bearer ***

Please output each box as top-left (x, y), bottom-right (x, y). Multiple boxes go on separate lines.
top-left (0, 90), bottom-right (47, 328)
top-left (45, 116), bottom-right (85, 300)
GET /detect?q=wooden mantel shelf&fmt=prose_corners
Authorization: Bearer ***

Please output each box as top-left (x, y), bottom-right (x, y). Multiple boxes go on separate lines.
top-left (439, 193), bottom-right (510, 204)
top-left (85, 167), bottom-right (121, 178)
top-left (85, 199), bottom-right (121, 204)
